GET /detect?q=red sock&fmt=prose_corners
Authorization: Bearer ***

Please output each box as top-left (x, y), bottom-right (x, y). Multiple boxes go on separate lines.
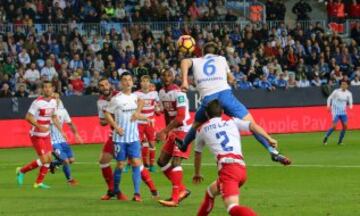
top-left (149, 148), bottom-right (156, 166)
top-left (100, 164), bottom-right (114, 192)
top-left (228, 205), bottom-right (257, 216)
top-left (35, 165), bottom-right (49, 184)
top-left (197, 190), bottom-right (214, 216)
top-left (161, 165), bottom-right (179, 202)
top-left (141, 166), bottom-right (157, 191)
top-left (170, 166), bottom-right (185, 202)
top-left (142, 146), bottom-right (149, 166)
top-left (20, 159), bottom-right (40, 173)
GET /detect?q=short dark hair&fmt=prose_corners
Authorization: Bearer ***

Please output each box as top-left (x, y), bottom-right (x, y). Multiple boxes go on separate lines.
top-left (203, 42), bottom-right (218, 55)
top-left (340, 79), bottom-right (350, 85)
top-left (205, 100), bottom-right (223, 118)
top-left (120, 71), bottom-right (133, 80)
top-left (41, 80), bottom-right (53, 88)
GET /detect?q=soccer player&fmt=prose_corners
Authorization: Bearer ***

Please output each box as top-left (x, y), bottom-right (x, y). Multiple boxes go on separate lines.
top-left (157, 68), bottom-right (192, 207)
top-left (16, 81), bottom-right (65, 189)
top-left (323, 80), bottom-right (353, 145)
top-left (49, 95), bottom-right (82, 185)
top-left (177, 42), bottom-right (291, 165)
top-left (104, 72), bottom-right (157, 202)
top-left (135, 75), bottom-right (160, 172)
top-left (194, 100), bottom-right (277, 216)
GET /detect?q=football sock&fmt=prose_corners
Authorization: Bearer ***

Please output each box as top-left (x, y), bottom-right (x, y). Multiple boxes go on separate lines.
top-left (183, 127), bottom-right (196, 148)
top-left (113, 168), bottom-right (122, 193)
top-left (338, 129), bottom-right (346, 144)
top-left (63, 164), bottom-right (72, 180)
top-left (35, 163), bottom-right (50, 184)
top-left (140, 165), bottom-right (157, 191)
top-left (170, 166), bottom-right (185, 202)
top-left (228, 204), bottom-right (257, 216)
top-left (253, 133), bottom-right (278, 154)
top-left (149, 147), bottom-right (156, 166)
top-left (132, 166), bottom-right (141, 195)
top-left (142, 147), bottom-right (149, 166)
top-left (100, 163), bottom-right (114, 191)
top-left (325, 128), bottom-right (335, 138)
top-left (197, 189), bottom-right (215, 216)
top-left (20, 159), bottom-right (41, 173)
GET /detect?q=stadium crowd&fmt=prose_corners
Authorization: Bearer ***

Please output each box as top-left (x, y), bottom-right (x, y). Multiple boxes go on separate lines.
top-left (0, 0), bottom-right (359, 98)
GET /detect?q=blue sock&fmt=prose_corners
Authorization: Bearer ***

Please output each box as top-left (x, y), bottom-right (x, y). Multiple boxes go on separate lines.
top-left (63, 164), bottom-right (72, 180)
top-left (253, 133), bottom-right (278, 154)
top-left (184, 127), bottom-right (197, 147)
top-left (325, 128), bottom-right (335, 138)
top-left (338, 129), bottom-right (346, 144)
top-left (132, 166), bottom-right (141, 195)
top-left (114, 168), bottom-right (122, 193)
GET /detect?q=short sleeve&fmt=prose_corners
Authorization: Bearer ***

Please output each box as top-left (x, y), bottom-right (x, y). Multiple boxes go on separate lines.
top-left (232, 118), bottom-right (251, 131)
top-left (194, 131), bottom-right (205, 153)
top-left (97, 101), bottom-right (106, 119)
top-left (105, 97), bottom-right (118, 114)
top-left (28, 100), bottom-right (39, 116)
top-left (176, 92), bottom-right (187, 108)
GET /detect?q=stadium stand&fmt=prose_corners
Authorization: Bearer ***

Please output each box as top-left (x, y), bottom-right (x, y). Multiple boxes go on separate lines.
top-left (0, 0), bottom-right (359, 98)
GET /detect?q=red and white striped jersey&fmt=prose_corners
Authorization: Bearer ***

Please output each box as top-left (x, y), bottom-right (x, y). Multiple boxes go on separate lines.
top-left (159, 84), bottom-right (191, 132)
top-left (195, 117), bottom-right (251, 164)
top-left (97, 90), bottom-right (119, 120)
top-left (134, 90), bottom-right (159, 124)
top-left (28, 96), bottom-right (57, 137)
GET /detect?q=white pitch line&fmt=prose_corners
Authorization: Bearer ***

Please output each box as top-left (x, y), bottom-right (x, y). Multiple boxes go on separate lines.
top-left (1, 162), bottom-right (360, 169)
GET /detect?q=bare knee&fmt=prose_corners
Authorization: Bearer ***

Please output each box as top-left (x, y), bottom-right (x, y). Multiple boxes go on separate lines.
top-left (99, 152), bottom-right (113, 164)
top-left (171, 157), bottom-right (182, 167)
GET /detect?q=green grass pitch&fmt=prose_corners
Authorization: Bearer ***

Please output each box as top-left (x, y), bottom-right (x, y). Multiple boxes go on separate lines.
top-left (0, 131), bottom-right (359, 216)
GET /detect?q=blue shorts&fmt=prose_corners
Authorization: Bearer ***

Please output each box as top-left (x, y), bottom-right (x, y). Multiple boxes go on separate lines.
top-left (195, 89), bottom-right (249, 123)
top-left (53, 142), bottom-right (74, 160)
top-left (114, 141), bottom-right (141, 161)
top-left (333, 115), bottom-right (348, 124)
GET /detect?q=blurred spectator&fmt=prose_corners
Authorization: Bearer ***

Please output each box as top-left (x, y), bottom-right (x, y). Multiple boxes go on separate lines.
top-left (349, 0), bottom-right (360, 19)
top-left (15, 84), bottom-right (28, 98)
top-left (351, 75), bottom-right (360, 86)
top-left (24, 62), bottom-right (40, 90)
top-left (276, 73), bottom-right (288, 89)
top-left (41, 59), bottom-right (58, 81)
top-left (292, 0), bottom-right (312, 21)
top-left (69, 72), bottom-right (84, 95)
top-left (237, 75), bottom-right (253, 90)
top-left (0, 83), bottom-right (12, 97)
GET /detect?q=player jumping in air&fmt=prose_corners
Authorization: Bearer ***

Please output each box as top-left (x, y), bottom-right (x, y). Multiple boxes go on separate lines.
top-left (176, 42), bottom-right (291, 165)
top-left (98, 77), bottom-right (158, 200)
top-left (323, 80), bottom-right (353, 145)
top-left (157, 68), bottom-right (192, 207)
top-left (16, 81), bottom-right (65, 189)
top-left (194, 100), bottom-right (277, 216)
top-left (134, 75), bottom-right (160, 172)
top-left (49, 95), bottom-right (83, 186)
top-left (104, 72), bottom-right (158, 202)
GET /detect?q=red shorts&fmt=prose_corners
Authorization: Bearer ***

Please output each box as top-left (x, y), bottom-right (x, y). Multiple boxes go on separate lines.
top-left (102, 136), bottom-right (114, 154)
top-left (138, 123), bottom-right (156, 143)
top-left (217, 164), bottom-right (247, 199)
top-left (162, 131), bottom-right (191, 159)
top-left (31, 136), bottom-right (52, 156)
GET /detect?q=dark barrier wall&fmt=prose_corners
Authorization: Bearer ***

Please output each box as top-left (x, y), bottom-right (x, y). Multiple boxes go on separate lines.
top-left (0, 87), bottom-right (359, 119)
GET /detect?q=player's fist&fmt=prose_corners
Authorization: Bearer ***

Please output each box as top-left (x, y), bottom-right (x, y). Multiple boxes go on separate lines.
top-left (192, 175), bottom-right (204, 184)
top-left (131, 113), bottom-right (138, 122)
top-left (37, 125), bottom-right (49, 132)
top-left (156, 129), bottom-right (167, 141)
top-left (116, 127), bottom-right (124, 136)
top-left (180, 82), bottom-right (189, 92)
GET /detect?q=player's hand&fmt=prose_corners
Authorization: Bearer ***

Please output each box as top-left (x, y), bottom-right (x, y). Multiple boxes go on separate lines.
top-left (180, 82), bottom-right (189, 92)
top-left (268, 137), bottom-right (278, 148)
top-left (131, 113), bottom-right (139, 122)
top-left (61, 132), bottom-right (68, 141)
top-left (75, 134), bottom-right (83, 144)
top-left (116, 127), bottom-right (124, 136)
top-left (192, 175), bottom-right (204, 184)
top-left (156, 129), bottom-right (167, 141)
top-left (37, 125), bottom-right (49, 132)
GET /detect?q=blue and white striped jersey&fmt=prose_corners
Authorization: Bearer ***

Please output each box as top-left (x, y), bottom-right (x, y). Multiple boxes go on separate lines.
top-left (105, 92), bottom-right (140, 143)
top-left (50, 104), bottom-right (71, 145)
top-left (327, 89), bottom-right (353, 116)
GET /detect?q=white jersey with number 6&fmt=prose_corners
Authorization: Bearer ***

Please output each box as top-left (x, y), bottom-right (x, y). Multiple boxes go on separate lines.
top-left (195, 117), bottom-right (251, 161)
top-left (191, 54), bottom-right (231, 98)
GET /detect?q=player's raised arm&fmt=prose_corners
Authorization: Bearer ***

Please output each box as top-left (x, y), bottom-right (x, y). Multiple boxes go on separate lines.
top-left (180, 58), bottom-right (192, 92)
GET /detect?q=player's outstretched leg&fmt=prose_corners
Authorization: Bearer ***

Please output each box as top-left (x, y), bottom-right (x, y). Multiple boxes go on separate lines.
top-left (323, 126), bottom-right (336, 145)
top-left (16, 159), bottom-right (42, 186)
top-left (140, 165), bottom-right (159, 199)
top-left (33, 163), bottom-right (51, 189)
top-left (197, 186), bottom-right (216, 216)
top-left (113, 166), bottom-right (128, 201)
